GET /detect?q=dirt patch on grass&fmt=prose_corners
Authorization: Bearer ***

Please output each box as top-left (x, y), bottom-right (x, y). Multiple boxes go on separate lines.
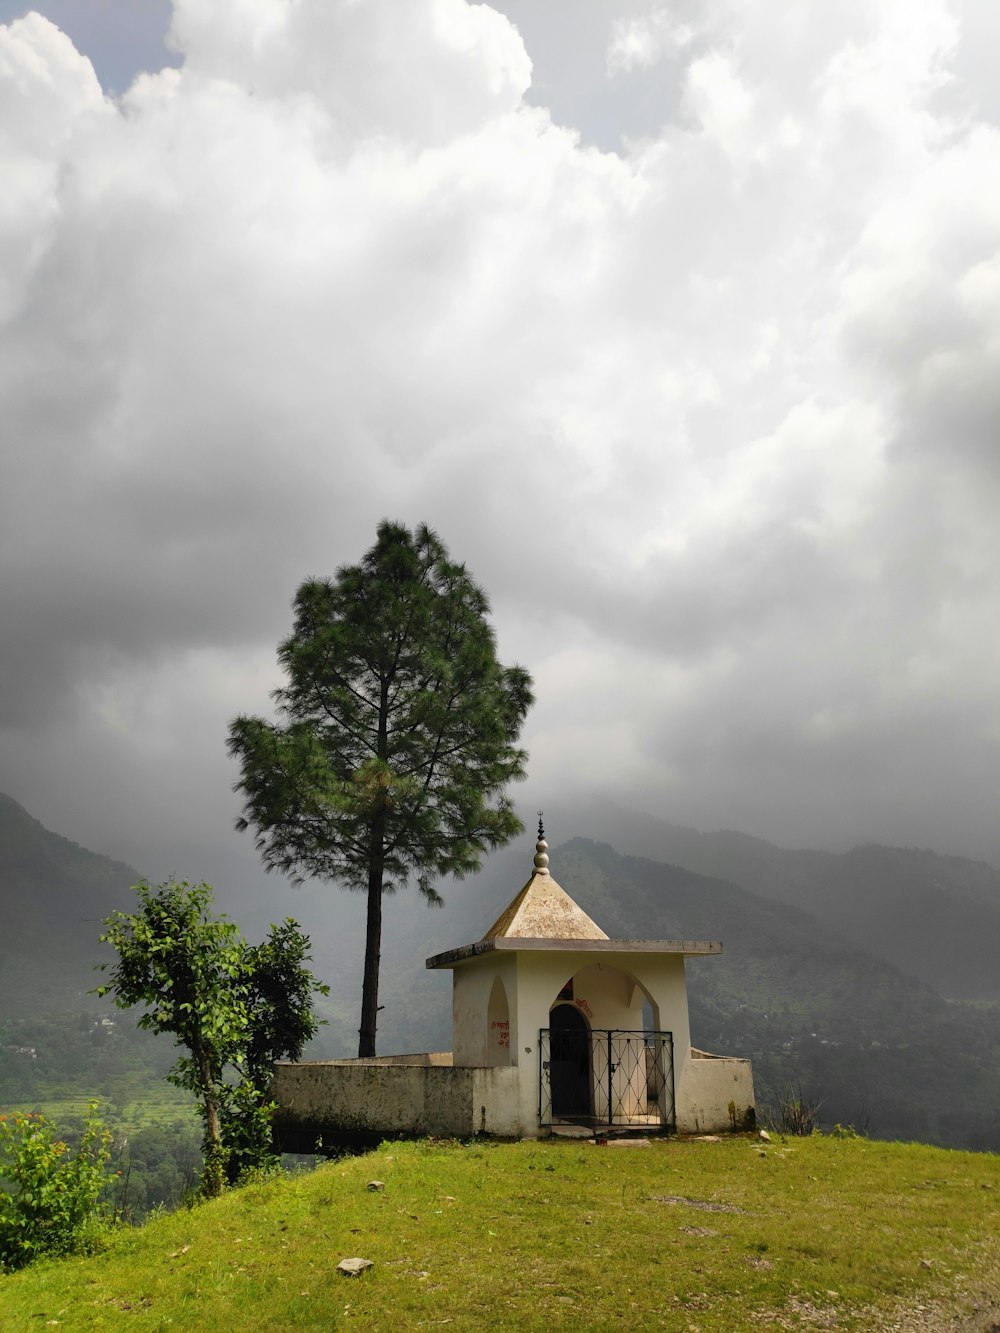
top-left (879, 1251), bottom-right (1000, 1333)
top-left (878, 1294), bottom-right (1000, 1332)
top-left (651, 1193), bottom-right (749, 1214)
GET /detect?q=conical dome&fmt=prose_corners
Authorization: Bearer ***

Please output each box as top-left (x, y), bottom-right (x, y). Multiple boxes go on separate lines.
top-left (480, 822), bottom-right (608, 942)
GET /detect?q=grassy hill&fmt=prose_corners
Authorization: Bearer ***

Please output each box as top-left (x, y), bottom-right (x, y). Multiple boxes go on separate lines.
top-left (2, 1136), bottom-right (999, 1330)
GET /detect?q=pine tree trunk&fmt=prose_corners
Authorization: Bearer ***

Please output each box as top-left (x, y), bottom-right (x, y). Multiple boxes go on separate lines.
top-left (359, 681), bottom-right (390, 1059)
top-left (358, 821), bottom-right (385, 1058)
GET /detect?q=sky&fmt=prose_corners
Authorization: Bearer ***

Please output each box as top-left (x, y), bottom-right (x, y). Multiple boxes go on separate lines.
top-left (2, 0), bottom-right (1000, 892)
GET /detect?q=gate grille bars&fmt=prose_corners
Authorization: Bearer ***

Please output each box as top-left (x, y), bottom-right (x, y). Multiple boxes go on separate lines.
top-left (539, 1029), bottom-right (675, 1131)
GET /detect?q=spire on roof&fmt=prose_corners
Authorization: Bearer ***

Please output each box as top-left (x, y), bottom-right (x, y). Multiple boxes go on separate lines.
top-left (533, 811), bottom-right (549, 877)
top-left (478, 819), bottom-right (609, 942)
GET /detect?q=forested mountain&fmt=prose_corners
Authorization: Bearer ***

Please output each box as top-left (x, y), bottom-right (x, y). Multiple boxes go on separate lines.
top-left (550, 839), bottom-right (1000, 1150)
top-left (548, 800), bottom-right (1000, 1001)
top-left (2, 793), bottom-right (998, 1151)
top-left (0, 792), bottom-right (140, 1016)
top-left (366, 834), bottom-right (1000, 1149)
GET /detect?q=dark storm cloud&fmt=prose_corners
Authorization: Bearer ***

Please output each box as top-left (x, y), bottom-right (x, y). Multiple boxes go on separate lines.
top-left (1, 0), bottom-right (999, 869)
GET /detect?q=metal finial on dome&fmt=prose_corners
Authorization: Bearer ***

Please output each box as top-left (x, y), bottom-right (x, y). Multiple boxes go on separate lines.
top-left (533, 811), bottom-right (549, 875)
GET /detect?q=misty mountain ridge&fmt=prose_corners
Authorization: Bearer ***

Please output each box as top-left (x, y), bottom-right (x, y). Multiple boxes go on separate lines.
top-left (544, 798), bottom-right (1000, 1001)
top-left (0, 792), bottom-right (141, 1015)
top-left (543, 837), bottom-right (1000, 1147)
top-left (2, 792), bottom-right (999, 1150)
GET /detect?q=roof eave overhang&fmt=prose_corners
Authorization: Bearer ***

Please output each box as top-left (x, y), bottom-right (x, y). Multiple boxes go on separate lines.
top-left (425, 937), bottom-right (723, 970)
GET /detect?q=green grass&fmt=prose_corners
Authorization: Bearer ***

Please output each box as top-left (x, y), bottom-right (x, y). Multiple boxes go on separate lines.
top-left (2, 1135), bottom-right (998, 1330)
top-left (4, 1090), bottom-right (194, 1131)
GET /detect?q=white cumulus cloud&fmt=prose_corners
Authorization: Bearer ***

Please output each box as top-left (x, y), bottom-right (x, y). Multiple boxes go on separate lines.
top-left (1, 0), bottom-right (999, 870)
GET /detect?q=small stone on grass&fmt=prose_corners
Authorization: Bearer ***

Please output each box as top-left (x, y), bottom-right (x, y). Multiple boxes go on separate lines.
top-left (337, 1257), bottom-right (374, 1277)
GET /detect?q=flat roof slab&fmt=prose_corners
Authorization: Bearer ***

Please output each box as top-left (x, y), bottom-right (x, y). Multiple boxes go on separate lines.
top-left (426, 937), bottom-right (723, 969)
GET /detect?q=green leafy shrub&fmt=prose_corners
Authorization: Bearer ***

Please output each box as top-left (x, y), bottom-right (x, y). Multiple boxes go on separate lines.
top-left (0, 1102), bottom-right (111, 1270)
top-left (830, 1121), bottom-right (864, 1139)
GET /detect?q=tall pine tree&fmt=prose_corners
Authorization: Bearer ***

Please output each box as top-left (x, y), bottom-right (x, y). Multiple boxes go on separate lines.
top-left (227, 521), bottom-right (534, 1056)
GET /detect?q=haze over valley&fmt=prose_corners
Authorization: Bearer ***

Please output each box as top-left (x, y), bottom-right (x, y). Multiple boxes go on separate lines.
top-left (3, 790), bottom-right (999, 1154)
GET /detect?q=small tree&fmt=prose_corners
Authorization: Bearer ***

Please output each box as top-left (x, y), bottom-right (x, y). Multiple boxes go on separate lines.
top-left (98, 879), bottom-right (327, 1196)
top-left (228, 521), bottom-right (533, 1056)
top-left (223, 919), bottom-right (330, 1183)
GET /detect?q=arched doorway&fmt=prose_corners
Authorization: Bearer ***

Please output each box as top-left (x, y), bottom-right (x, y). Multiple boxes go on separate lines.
top-left (549, 1003), bottom-right (591, 1119)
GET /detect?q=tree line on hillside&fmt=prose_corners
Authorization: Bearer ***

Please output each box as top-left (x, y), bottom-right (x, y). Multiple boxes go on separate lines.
top-left (0, 1011), bottom-right (177, 1103)
top-left (687, 973), bottom-right (1000, 1151)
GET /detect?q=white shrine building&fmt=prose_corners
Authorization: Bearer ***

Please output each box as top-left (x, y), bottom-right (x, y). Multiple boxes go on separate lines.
top-left (273, 826), bottom-right (755, 1146)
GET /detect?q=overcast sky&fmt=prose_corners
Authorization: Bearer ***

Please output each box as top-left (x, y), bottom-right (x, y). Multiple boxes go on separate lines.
top-left (2, 0), bottom-right (1000, 890)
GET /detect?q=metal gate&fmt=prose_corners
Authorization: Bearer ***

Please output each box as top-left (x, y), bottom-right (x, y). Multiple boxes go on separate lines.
top-left (539, 1029), bottom-right (675, 1131)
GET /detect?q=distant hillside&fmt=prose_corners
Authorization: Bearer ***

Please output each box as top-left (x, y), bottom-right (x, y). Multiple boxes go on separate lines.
top-left (551, 838), bottom-right (1000, 1150)
top-left (0, 792), bottom-right (141, 1016)
top-left (553, 801), bottom-right (1000, 1000)
top-left (303, 831), bottom-right (1000, 1149)
top-left (3, 793), bottom-right (999, 1151)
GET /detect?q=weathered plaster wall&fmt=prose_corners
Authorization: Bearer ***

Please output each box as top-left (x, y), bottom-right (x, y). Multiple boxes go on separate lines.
top-left (272, 1045), bottom-right (754, 1141)
top-left (501, 949), bottom-right (696, 1134)
top-left (272, 947), bottom-right (752, 1143)
top-left (345, 1052), bottom-right (453, 1067)
top-left (472, 1066), bottom-right (524, 1136)
top-left (452, 952), bottom-right (518, 1066)
top-left (272, 1060), bottom-right (523, 1140)
top-left (675, 1052), bottom-right (756, 1134)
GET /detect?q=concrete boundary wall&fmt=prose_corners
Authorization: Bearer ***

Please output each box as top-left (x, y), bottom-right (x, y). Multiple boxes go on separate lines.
top-left (273, 1047), bottom-right (755, 1143)
top-left (272, 1060), bottom-right (524, 1143)
top-left (676, 1052), bottom-right (756, 1133)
